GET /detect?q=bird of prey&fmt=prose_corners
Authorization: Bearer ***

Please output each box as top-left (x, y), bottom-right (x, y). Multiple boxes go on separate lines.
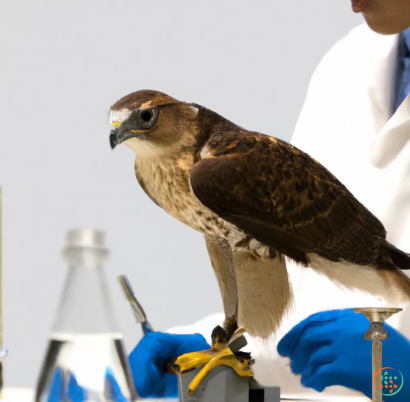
top-left (109, 90), bottom-right (410, 343)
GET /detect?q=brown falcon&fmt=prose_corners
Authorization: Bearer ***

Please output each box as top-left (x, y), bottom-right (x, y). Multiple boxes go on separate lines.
top-left (109, 90), bottom-right (410, 342)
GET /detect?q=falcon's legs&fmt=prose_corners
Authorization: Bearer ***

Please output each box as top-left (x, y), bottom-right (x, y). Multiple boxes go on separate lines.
top-left (233, 250), bottom-right (292, 338)
top-left (167, 243), bottom-right (292, 395)
top-left (205, 236), bottom-right (238, 339)
top-left (223, 315), bottom-right (238, 341)
top-left (165, 238), bottom-right (250, 395)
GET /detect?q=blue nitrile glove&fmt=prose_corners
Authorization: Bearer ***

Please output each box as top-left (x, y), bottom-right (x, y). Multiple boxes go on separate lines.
top-left (277, 308), bottom-right (410, 400)
top-left (129, 332), bottom-right (210, 398)
top-left (47, 367), bottom-right (127, 402)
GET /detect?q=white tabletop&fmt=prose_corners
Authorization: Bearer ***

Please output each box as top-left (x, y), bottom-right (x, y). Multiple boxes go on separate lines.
top-left (0, 389), bottom-right (370, 401)
top-left (147, 395), bottom-right (370, 402)
top-left (145, 396), bottom-right (369, 401)
top-left (281, 396), bottom-right (369, 401)
top-left (0, 388), bottom-right (34, 402)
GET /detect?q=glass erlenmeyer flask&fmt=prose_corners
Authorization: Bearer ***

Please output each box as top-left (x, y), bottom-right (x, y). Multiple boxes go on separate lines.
top-left (35, 229), bottom-right (138, 402)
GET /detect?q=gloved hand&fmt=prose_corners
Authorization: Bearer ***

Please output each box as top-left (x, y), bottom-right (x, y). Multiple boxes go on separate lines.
top-left (129, 331), bottom-right (210, 398)
top-left (277, 308), bottom-right (410, 400)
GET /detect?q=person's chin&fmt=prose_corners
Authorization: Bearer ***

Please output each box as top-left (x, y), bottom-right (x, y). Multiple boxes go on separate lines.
top-left (363, 14), bottom-right (410, 35)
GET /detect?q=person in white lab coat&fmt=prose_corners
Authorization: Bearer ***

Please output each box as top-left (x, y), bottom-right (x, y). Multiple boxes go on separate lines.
top-left (128, 1), bottom-right (410, 399)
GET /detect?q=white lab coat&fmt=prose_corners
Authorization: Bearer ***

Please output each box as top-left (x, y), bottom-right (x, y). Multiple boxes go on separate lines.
top-left (168, 24), bottom-right (410, 399)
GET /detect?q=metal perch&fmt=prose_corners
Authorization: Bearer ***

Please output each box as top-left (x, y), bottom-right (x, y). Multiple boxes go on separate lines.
top-left (354, 307), bottom-right (402, 402)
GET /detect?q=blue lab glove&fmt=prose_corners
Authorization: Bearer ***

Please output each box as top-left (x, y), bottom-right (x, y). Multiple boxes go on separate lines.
top-left (129, 331), bottom-right (210, 398)
top-left (277, 308), bottom-right (410, 400)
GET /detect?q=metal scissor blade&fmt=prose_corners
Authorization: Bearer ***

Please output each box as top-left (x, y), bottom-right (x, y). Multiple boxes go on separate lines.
top-left (117, 275), bottom-right (153, 334)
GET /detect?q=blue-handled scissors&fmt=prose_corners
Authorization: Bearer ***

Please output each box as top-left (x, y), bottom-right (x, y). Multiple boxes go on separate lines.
top-left (117, 275), bottom-right (153, 335)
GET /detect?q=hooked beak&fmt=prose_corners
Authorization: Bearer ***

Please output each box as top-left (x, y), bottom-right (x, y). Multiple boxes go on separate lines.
top-left (109, 118), bottom-right (146, 150)
top-left (109, 108), bottom-right (159, 150)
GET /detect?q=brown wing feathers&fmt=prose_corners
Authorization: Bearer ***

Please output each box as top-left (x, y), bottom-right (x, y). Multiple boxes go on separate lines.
top-left (191, 130), bottom-right (408, 270)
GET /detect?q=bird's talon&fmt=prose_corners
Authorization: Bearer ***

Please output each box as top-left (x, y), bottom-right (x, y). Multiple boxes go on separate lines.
top-left (181, 367), bottom-right (197, 374)
top-left (234, 351), bottom-right (251, 363)
top-left (166, 362), bottom-right (181, 374)
top-left (211, 325), bottom-right (228, 349)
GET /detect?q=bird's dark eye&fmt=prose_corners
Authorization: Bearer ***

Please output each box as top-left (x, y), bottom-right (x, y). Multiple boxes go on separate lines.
top-left (137, 108), bottom-right (159, 129)
top-left (140, 110), bottom-right (153, 122)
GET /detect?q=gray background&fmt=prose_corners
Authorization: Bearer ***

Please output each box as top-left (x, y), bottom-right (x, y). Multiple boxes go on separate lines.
top-left (0, 0), bottom-right (361, 389)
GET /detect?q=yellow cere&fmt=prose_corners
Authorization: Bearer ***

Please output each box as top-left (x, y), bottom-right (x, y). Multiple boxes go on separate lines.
top-left (112, 121), bottom-right (120, 126)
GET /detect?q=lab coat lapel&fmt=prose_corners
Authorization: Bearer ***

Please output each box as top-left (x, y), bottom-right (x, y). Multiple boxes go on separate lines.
top-left (368, 33), bottom-right (399, 134)
top-left (369, 34), bottom-right (410, 168)
top-left (371, 94), bottom-right (410, 168)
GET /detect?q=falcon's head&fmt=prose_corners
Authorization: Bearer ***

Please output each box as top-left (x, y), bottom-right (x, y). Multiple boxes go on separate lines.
top-left (109, 90), bottom-right (201, 156)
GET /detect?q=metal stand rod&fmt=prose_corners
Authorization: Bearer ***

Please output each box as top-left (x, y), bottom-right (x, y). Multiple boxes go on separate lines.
top-left (373, 340), bottom-right (382, 402)
top-left (354, 307), bottom-right (402, 402)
